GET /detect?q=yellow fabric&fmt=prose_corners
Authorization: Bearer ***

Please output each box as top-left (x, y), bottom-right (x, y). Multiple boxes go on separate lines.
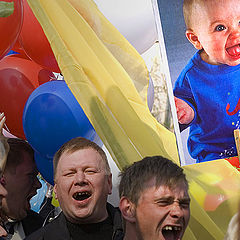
top-left (27, 0), bottom-right (179, 169)
top-left (27, 0), bottom-right (240, 239)
top-left (52, 191), bottom-right (60, 208)
top-left (183, 160), bottom-right (240, 239)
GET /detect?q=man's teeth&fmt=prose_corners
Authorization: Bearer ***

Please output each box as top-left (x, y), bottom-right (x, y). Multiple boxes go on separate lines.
top-left (73, 191), bottom-right (91, 200)
top-left (163, 226), bottom-right (181, 231)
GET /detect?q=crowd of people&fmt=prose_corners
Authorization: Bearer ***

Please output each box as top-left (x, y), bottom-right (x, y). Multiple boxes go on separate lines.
top-left (0, 118), bottom-right (238, 239)
top-left (0, 111), bottom-right (192, 240)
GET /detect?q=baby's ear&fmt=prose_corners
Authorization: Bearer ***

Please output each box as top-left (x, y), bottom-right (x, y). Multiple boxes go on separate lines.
top-left (186, 30), bottom-right (202, 50)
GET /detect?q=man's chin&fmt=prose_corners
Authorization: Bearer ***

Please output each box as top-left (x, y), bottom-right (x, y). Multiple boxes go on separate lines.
top-left (67, 209), bottom-right (93, 224)
top-left (14, 209), bottom-right (28, 221)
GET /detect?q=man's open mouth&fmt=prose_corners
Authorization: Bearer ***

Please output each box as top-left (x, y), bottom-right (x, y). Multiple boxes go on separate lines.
top-left (162, 225), bottom-right (182, 240)
top-left (73, 191), bottom-right (91, 201)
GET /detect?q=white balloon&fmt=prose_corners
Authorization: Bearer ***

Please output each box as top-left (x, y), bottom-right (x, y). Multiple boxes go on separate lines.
top-left (101, 144), bottom-right (120, 207)
top-left (94, 0), bottom-right (157, 54)
top-left (3, 128), bottom-right (17, 138)
top-left (147, 75), bottom-right (154, 111)
top-left (93, 133), bottom-right (104, 147)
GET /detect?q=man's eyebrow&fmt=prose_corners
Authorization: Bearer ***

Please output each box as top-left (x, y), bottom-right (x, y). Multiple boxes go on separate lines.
top-left (155, 196), bottom-right (191, 202)
top-left (62, 167), bottom-right (75, 172)
top-left (154, 196), bottom-right (174, 201)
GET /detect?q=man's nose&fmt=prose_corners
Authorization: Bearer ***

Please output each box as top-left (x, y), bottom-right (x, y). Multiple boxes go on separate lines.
top-left (74, 171), bottom-right (87, 185)
top-left (0, 183), bottom-right (7, 198)
top-left (34, 176), bottom-right (42, 190)
top-left (169, 201), bottom-right (184, 218)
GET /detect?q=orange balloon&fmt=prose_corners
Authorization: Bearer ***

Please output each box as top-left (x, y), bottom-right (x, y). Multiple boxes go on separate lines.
top-left (204, 194), bottom-right (227, 212)
top-left (19, 0), bottom-right (61, 73)
top-left (225, 157), bottom-right (240, 171)
top-left (0, 0), bottom-right (23, 60)
top-left (0, 54), bottom-right (56, 139)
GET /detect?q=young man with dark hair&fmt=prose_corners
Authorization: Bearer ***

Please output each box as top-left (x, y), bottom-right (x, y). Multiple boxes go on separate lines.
top-left (119, 156), bottom-right (190, 240)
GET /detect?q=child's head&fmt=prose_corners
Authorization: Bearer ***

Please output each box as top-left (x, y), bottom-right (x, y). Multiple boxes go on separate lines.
top-left (183, 0), bottom-right (240, 66)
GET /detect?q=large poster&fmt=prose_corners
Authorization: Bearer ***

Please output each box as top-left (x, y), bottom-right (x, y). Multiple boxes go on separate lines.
top-left (154, 0), bottom-right (240, 165)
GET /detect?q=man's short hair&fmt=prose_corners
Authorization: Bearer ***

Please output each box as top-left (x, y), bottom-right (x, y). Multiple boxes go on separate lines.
top-left (119, 156), bottom-right (188, 204)
top-left (53, 137), bottom-right (111, 180)
top-left (6, 138), bottom-right (34, 174)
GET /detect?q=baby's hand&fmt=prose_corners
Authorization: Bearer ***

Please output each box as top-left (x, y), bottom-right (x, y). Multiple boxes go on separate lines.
top-left (174, 97), bottom-right (194, 124)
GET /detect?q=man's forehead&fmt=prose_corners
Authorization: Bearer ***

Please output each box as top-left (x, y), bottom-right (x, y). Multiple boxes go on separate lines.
top-left (58, 148), bottom-right (104, 167)
top-left (18, 156), bottom-right (36, 172)
top-left (155, 184), bottom-right (189, 199)
top-left (141, 179), bottom-right (188, 196)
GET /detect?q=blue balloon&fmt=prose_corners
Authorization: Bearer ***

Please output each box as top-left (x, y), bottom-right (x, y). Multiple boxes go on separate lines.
top-left (23, 80), bottom-right (96, 158)
top-left (34, 152), bottom-right (54, 185)
top-left (30, 177), bottom-right (48, 212)
top-left (6, 50), bottom-right (19, 56)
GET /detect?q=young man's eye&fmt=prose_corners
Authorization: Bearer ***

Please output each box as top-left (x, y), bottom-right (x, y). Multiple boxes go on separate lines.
top-left (179, 201), bottom-right (190, 209)
top-left (157, 199), bottom-right (172, 206)
top-left (215, 25), bottom-right (226, 31)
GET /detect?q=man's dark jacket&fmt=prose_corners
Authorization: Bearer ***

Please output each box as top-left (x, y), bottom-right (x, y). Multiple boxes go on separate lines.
top-left (24, 203), bottom-right (123, 240)
top-left (22, 210), bottom-right (45, 237)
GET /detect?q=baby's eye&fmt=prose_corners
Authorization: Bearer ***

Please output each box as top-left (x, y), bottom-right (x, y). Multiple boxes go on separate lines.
top-left (215, 25), bottom-right (226, 32)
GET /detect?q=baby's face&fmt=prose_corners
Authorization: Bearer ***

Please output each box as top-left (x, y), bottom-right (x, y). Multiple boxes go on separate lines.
top-left (190, 0), bottom-right (240, 66)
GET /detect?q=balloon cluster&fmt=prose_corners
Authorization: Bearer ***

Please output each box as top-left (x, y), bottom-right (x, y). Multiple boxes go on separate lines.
top-left (0, 0), bottom-right (156, 184)
top-left (0, 0), bottom-right (96, 184)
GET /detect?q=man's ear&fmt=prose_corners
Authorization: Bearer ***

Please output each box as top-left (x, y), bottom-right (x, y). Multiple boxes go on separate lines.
top-left (0, 175), bottom-right (6, 187)
top-left (107, 174), bottom-right (112, 195)
top-left (119, 197), bottom-right (136, 223)
top-left (186, 29), bottom-right (202, 50)
top-left (53, 184), bottom-right (58, 200)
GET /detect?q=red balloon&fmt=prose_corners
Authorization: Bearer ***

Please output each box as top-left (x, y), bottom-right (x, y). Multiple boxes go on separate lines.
top-left (0, 0), bottom-right (23, 60)
top-left (11, 37), bottom-right (26, 55)
top-left (19, 0), bottom-right (61, 73)
top-left (0, 54), bottom-right (56, 139)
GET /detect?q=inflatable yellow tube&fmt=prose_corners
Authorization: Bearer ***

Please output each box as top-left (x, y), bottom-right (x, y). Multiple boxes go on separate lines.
top-left (27, 0), bottom-right (240, 239)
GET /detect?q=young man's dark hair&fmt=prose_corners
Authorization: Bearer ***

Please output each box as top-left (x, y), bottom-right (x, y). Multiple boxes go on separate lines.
top-left (119, 155), bottom-right (188, 204)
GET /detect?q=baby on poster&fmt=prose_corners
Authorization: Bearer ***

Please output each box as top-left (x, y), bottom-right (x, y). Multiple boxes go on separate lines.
top-left (174, 0), bottom-right (240, 162)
